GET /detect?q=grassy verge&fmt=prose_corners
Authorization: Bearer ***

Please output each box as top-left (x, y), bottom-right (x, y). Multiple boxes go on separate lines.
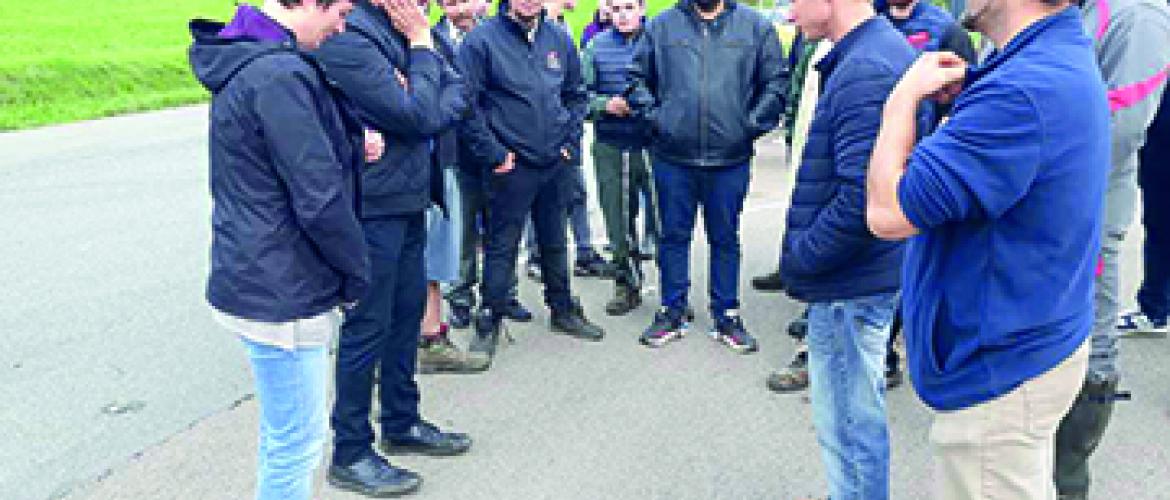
top-left (0, 0), bottom-right (233, 130)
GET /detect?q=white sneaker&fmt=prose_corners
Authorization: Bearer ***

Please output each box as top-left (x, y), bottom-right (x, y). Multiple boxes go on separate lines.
top-left (1116, 310), bottom-right (1168, 338)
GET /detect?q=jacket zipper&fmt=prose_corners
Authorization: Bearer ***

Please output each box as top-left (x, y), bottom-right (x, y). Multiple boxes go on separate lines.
top-left (700, 23), bottom-right (710, 166)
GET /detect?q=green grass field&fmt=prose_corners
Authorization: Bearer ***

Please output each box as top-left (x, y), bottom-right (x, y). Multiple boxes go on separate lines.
top-left (0, 0), bottom-right (771, 131)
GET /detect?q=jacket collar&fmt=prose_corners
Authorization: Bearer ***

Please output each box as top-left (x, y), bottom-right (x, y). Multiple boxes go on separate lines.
top-left (816, 15), bottom-right (889, 76)
top-left (970, 7), bottom-right (1083, 82)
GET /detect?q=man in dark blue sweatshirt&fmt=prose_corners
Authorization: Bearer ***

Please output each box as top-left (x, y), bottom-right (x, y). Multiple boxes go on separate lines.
top-left (628, 0), bottom-right (787, 353)
top-left (866, 0), bottom-right (1110, 496)
top-left (189, 1), bottom-right (369, 497)
top-left (459, 0), bottom-right (605, 358)
top-left (780, 0), bottom-right (917, 496)
top-left (312, 0), bottom-right (474, 495)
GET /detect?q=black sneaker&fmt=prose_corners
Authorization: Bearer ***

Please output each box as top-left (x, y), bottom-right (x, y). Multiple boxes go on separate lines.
top-left (448, 303), bottom-right (472, 330)
top-left (501, 298), bottom-right (533, 322)
top-left (710, 311), bottom-right (758, 354)
top-left (639, 307), bottom-right (692, 348)
top-left (327, 452), bottom-right (421, 498)
top-left (526, 261), bottom-right (542, 282)
top-left (574, 252), bottom-right (614, 278)
top-left (468, 309), bottom-right (501, 358)
top-left (750, 269), bottom-right (785, 292)
top-left (550, 298), bottom-right (605, 341)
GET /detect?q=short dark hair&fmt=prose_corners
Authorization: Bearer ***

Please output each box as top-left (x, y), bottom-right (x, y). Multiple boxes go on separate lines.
top-left (277, 0), bottom-right (345, 8)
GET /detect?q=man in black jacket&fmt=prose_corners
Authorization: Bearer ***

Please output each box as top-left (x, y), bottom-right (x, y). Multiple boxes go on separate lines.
top-left (313, 0), bottom-right (473, 495)
top-left (459, 0), bottom-right (605, 359)
top-left (435, 0), bottom-right (537, 332)
top-left (629, 0), bottom-right (787, 353)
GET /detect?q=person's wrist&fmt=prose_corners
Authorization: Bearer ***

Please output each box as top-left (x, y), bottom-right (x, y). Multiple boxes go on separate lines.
top-left (409, 29), bottom-right (433, 49)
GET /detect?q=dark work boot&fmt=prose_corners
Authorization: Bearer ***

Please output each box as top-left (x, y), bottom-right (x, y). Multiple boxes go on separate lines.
top-left (551, 298), bottom-right (605, 341)
top-left (468, 308), bottom-right (502, 360)
top-left (1054, 377), bottom-right (1120, 500)
top-left (327, 452), bottom-right (421, 498)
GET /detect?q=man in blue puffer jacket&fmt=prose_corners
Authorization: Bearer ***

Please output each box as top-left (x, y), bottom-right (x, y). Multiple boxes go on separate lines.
top-left (628, 0), bottom-right (788, 353)
top-left (313, 0), bottom-right (475, 495)
top-left (459, 0), bottom-right (606, 359)
top-left (779, 0), bottom-right (921, 495)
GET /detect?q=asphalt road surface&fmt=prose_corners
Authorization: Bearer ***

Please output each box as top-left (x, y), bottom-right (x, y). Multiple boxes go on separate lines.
top-left (1, 107), bottom-right (1167, 500)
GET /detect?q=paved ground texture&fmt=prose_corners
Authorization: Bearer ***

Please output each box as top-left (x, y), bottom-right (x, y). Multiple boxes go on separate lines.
top-left (1, 107), bottom-right (1167, 500)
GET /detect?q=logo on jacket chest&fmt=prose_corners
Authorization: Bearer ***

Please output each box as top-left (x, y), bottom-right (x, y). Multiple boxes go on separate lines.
top-left (546, 51), bottom-right (561, 70)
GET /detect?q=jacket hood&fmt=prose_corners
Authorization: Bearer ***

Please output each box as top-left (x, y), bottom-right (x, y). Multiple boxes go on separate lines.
top-left (188, 16), bottom-right (295, 93)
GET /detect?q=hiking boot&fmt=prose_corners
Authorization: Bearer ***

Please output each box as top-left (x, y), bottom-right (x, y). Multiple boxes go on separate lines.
top-left (605, 284), bottom-right (641, 316)
top-left (448, 303), bottom-right (472, 330)
top-left (574, 252), bottom-right (615, 278)
top-left (766, 347), bottom-right (809, 393)
top-left (1116, 310), bottom-right (1168, 338)
top-left (501, 298), bottom-right (533, 322)
top-left (751, 269), bottom-right (785, 292)
top-left (640, 307), bottom-right (693, 348)
top-left (710, 311), bottom-right (758, 354)
top-left (468, 309), bottom-right (502, 359)
top-left (550, 298), bottom-right (605, 341)
top-left (418, 330), bottom-right (490, 375)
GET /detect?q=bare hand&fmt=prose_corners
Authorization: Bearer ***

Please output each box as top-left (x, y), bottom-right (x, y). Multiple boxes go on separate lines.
top-left (494, 151), bottom-right (516, 174)
top-left (384, 0), bottom-right (432, 47)
top-left (895, 52), bottom-right (968, 104)
top-left (605, 96), bottom-right (631, 117)
top-left (364, 129), bottom-right (385, 163)
top-left (560, 148), bottom-right (572, 161)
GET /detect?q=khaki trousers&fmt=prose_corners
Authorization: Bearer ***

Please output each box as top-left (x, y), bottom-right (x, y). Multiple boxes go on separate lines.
top-left (930, 340), bottom-right (1090, 500)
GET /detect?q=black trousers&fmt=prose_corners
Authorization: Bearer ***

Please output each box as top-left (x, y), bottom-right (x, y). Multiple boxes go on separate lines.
top-left (332, 214), bottom-right (426, 466)
top-left (482, 160), bottom-right (573, 314)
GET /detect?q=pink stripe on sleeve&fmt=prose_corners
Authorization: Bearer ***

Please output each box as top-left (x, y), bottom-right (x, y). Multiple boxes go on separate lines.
top-left (1108, 66), bottom-right (1170, 113)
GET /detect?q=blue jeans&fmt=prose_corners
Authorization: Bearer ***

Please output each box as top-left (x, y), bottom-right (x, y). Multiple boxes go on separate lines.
top-left (806, 292), bottom-right (897, 500)
top-left (242, 338), bottom-right (329, 500)
top-left (653, 159), bottom-right (749, 318)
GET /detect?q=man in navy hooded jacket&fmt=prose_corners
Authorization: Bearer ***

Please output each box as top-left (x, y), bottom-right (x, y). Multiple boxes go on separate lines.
top-left (189, 0), bottom-right (369, 496)
top-left (458, 0), bottom-right (606, 358)
top-left (312, 0), bottom-right (474, 495)
top-left (628, 0), bottom-right (787, 353)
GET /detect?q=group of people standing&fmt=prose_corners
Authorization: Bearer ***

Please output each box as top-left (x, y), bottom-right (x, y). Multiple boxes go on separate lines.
top-left (187, 0), bottom-right (1170, 497)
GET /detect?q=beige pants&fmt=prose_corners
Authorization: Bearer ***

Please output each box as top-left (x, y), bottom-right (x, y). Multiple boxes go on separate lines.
top-left (930, 340), bottom-right (1090, 500)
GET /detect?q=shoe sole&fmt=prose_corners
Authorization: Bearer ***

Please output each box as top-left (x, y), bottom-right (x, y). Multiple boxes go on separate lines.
top-left (1117, 329), bottom-right (1168, 339)
top-left (327, 474), bottom-right (422, 498)
top-left (640, 325), bottom-right (688, 348)
top-left (550, 325), bottom-right (605, 341)
top-left (708, 330), bottom-right (758, 354)
top-left (380, 441), bottom-right (472, 457)
top-left (418, 362), bottom-right (491, 375)
top-left (504, 314), bottom-right (533, 323)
